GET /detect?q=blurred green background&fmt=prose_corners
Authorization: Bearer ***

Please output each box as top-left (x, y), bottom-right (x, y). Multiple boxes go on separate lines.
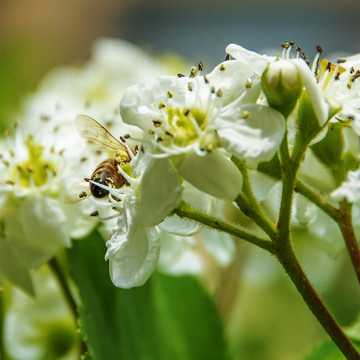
top-left (1, 0), bottom-right (360, 358)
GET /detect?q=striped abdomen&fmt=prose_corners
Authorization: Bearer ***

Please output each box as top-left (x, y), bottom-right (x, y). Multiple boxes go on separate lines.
top-left (90, 158), bottom-right (125, 198)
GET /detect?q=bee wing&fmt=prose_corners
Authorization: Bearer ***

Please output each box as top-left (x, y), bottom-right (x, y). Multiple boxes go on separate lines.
top-left (75, 115), bottom-right (127, 153)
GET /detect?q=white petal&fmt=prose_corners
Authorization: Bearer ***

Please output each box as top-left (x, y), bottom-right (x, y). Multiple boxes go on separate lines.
top-left (137, 157), bottom-right (183, 227)
top-left (159, 182), bottom-right (213, 235)
top-left (291, 59), bottom-right (329, 126)
top-left (3, 194), bottom-right (69, 269)
top-left (176, 150), bottom-right (243, 201)
top-left (225, 43), bottom-right (275, 74)
top-left (0, 237), bottom-right (34, 294)
top-left (331, 170), bottom-right (360, 203)
top-left (106, 225), bottom-right (160, 288)
top-left (200, 227), bottom-right (235, 267)
top-left (218, 104), bottom-right (285, 163)
top-left (157, 231), bottom-right (203, 275)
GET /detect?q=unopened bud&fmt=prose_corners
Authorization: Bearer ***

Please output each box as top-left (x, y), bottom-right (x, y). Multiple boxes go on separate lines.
top-left (261, 60), bottom-right (303, 118)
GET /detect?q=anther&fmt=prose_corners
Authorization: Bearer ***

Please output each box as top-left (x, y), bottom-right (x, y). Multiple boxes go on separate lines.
top-left (210, 86), bottom-right (215, 94)
top-left (5, 180), bottom-right (14, 186)
top-left (184, 109), bottom-right (190, 117)
top-left (2, 160), bottom-right (9, 167)
top-left (149, 129), bottom-right (155, 135)
top-left (167, 90), bottom-right (174, 98)
top-left (140, 144), bottom-right (145, 153)
top-left (84, 178), bottom-right (90, 182)
top-left (289, 41), bottom-right (295, 47)
top-left (177, 73), bottom-right (185, 78)
top-left (245, 80), bottom-right (252, 88)
top-left (80, 157), bottom-right (88, 162)
top-left (316, 45), bottom-right (323, 55)
top-left (79, 191), bottom-right (87, 199)
top-left (8, 150), bottom-right (14, 158)
top-left (204, 76), bottom-right (209, 84)
top-left (53, 126), bottom-right (60, 133)
top-left (219, 64), bottom-right (226, 71)
top-left (156, 137), bottom-right (164, 142)
top-left (158, 101), bottom-right (166, 109)
top-left (153, 120), bottom-right (162, 127)
top-left (216, 89), bottom-right (223, 97)
top-left (40, 115), bottom-right (50, 122)
top-left (242, 110), bottom-right (251, 120)
top-left (205, 144), bottom-right (213, 152)
top-left (123, 134), bottom-right (131, 139)
top-left (188, 82), bottom-right (193, 91)
top-left (225, 54), bottom-right (230, 61)
top-left (59, 148), bottom-right (65, 156)
top-left (165, 130), bottom-right (174, 137)
top-left (337, 59), bottom-right (346, 64)
top-left (90, 211), bottom-right (99, 217)
top-left (198, 62), bottom-right (204, 71)
top-left (120, 136), bottom-right (127, 142)
top-left (189, 66), bottom-right (197, 78)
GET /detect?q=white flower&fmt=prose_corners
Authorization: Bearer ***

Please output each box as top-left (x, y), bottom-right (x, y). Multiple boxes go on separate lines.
top-left (0, 130), bottom-right (72, 293)
top-left (226, 43), bottom-right (330, 126)
top-left (92, 153), bottom-right (183, 288)
top-left (120, 60), bottom-right (286, 200)
top-left (331, 170), bottom-right (360, 203)
top-left (3, 266), bottom-right (78, 360)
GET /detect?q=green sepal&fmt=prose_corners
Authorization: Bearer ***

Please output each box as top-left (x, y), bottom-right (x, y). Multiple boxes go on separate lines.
top-left (311, 122), bottom-right (344, 172)
top-left (257, 153), bottom-right (282, 180)
top-left (295, 90), bottom-right (323, 144)
top-left (261, 62), bottom-right (303, 118)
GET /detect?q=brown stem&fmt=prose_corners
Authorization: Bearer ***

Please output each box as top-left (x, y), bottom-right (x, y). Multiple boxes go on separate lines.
top-left (275, 241), bottom-right (360, 360)
top-left (338, 201), bottom-right (360, 284)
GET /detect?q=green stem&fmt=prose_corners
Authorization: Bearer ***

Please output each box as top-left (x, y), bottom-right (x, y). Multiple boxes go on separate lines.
top-left (173, 201), bottom-right (275, 254)
top-left (49, 257), bottom-right (88, 357)
top-left (235, 194), bottom-right (277, 240)
top-left (48, 257), bottom-right (78, 320)
top-left (277, 136), bottom-right (308, 237)
top-left (337, 201), bottom-right (360, 284)
top-left (233, 158), bottom-right (261, 211)
top-left (275, 240), bottom-right (360, 359)
top-left (294, 180), bottom-right (339, 220)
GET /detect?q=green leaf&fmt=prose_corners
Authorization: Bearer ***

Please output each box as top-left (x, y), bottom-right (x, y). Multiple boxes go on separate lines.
top-left (303, 340), bottom-right (360, 360)
top-left (67, 231), bottom-right (228, 360)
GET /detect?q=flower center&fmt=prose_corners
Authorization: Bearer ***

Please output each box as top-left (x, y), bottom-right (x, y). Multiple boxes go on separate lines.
top-left (166, 107), bottom-right (207, 147)
top-left (10, 137), bottom-right (57, 189)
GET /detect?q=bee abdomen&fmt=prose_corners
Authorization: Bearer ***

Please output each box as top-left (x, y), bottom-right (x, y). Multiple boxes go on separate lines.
top-left (90, 158), bottom-right (125, 198)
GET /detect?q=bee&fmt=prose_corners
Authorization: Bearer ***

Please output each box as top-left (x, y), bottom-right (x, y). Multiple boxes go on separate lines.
top-left (75, 115), bottom-right (135, 199)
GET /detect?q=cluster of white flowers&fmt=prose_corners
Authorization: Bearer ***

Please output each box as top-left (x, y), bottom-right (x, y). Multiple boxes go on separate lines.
top-left (79, 41), bottom-right (360, 289)
top-left (4, 38), bottom-right (360, 293)
top-left (0, 39), bottom-right (187, 293)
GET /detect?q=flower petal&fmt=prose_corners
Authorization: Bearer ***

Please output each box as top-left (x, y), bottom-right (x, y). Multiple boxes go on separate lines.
top-left (225, 43), bottom-right (275, 74)
top-left (218, 104), bottom-right (285, 163)
top-left (106, 225), bottom-right (160, 288)
top-left (291, 59), bottom-right (329, 126)
top-left (176, 150), bottom-right (243, 201)
top-left (137, 157), bottom-right (183, 227)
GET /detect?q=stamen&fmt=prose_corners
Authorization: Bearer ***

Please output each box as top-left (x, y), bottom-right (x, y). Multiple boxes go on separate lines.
top-left (158, 102), bottom-right (166, 109)
top-left (79, 191), bottom-right (87, 198)
top-left (189, 66), bottom-right (197, 78)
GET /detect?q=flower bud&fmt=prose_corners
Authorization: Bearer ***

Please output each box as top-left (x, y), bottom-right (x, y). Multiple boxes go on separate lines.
top-left (261, 60), bottom-right (303, 118)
